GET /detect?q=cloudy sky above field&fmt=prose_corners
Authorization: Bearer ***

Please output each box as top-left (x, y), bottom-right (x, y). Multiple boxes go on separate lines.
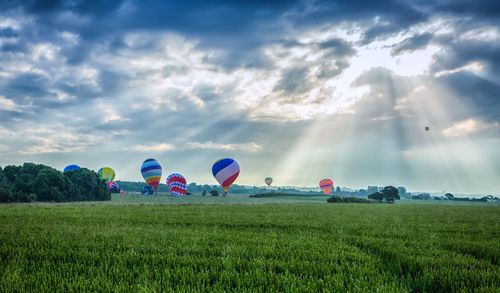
top-left (1, 0), bottom-right (499, 194)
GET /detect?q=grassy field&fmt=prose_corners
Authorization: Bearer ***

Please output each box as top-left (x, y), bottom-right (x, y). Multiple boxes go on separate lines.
top-left (0, 198), bottom-right (499, 291)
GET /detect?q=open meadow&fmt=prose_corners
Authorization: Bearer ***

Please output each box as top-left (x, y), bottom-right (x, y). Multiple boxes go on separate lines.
top-left (0, 196), bottom-right (499, 292)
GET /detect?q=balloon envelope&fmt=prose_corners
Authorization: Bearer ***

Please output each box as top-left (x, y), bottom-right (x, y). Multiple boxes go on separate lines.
top-left (98, 167), bottom-right (115, 182)
top-left (425, 126), bottom-right (430, 131)
top-left (212, 158), bottom-right (240, 192)
top-left (107, 181), bottom-right (120, 193)
top-left (63, 164), bottom-right (80, 173)
top-left (166, 173), bottom-right (188, 197)
top-left (265, 177), bottom-right (273, 187)
top-left (319, 179), bottom-right (334, 195)
top-left (142, 185), bottom-right (154, 195)
top-left (141, 159), bottom-right (162, 191)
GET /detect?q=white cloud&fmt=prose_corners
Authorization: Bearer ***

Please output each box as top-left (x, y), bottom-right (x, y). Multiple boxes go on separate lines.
top-left (187, 141), bottom-right (261, 152)
top-left (442, 119), bottom-right (500, 137)
top-left (0, 96), bottom-right (19, 111)
top-left (126, 143), bottom-right (175, 152)
top-left (31, 43), bottom-right (59, 61)
top-left (20, 131), bottom-right (100, 154)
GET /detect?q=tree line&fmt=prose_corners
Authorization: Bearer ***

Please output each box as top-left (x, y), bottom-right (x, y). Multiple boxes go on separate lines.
top-left (0, 163), bottom-right (110, 203)
top-left (117, 181), bottom-right (313, 195)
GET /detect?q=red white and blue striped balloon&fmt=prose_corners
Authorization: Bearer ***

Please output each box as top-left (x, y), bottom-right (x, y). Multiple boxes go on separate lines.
top-left (166, 173), bottom-right (187, 197)
top-left (212, 158), bottom-right (240, 192)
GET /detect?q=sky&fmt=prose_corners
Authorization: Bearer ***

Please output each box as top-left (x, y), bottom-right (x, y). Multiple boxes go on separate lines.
top-left (0, 0), bottom-right (499, 194)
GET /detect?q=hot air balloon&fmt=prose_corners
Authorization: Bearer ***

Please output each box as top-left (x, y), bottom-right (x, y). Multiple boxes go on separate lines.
top-left (98, 167), bottom-right (115, 182)
top-left (265, 177), bottom-right (273, 187)
top-left (106, 181), bottom-right (120, 193)
top-left (425, 126), bottom-right (430, 131)
top-left (212, 158), bottom-right (240, 193)
top-left (63, 164), bottom-right (80, 173)
top-left (319, 179), bottom-right (334, 195)
top-left (141, 159), bottom-right (162, 192)
top-left (166, 173), bottom-right (188, 197)
top-left (142, 185), bottom-right (154, 195)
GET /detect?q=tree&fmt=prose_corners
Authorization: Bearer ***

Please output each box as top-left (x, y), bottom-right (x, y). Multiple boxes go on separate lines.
top-left (210, 190), bottom-right (219, 196)
top-left (2, 165), bottom-right (21, 184)
top-left (381, 186), bottom-right (400, 203)
top-left (397, 186), bottom-right (407, 197)
top-left (367, 186), bottom-right (379, 194)
top-left (34, 168), bottom-right (70, 202)
top-left (412, 193), bottom-right (432, 200)
top-left (0, 164), bottom-right (110, 203)
top-left (0, 186), bottom-right (13, 203)
top-left (335, 186), bottom-right (341, 194)
top-left (368, 192), bottom-right (384, 201)
top-left (444, 193), bottom-right (454, 200)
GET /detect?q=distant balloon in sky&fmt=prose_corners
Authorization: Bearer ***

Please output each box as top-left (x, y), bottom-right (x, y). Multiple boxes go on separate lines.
top-left (142, 185), bottom-right (154, 195)
top-left (98, 167), bottom-right (115, 182)
top-left (425, 126), bottom-right (430, 131)
top-left (212, 158), bottom-right (240, 193)
top-left (319, 179), bottom-right (334, 195)
top-left (106, 181), bottom-right (120, 193)
top-left (141, 158), bottom-right (162, 191)
top-left (63, 164), bottom-right (80, 173)
top-left (265, 177), bottom-right (273, 187)
top-left (166, 173), bottom-right (188, 197)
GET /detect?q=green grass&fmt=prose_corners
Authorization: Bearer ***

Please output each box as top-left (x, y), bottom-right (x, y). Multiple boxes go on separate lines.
top-left (0, 200), bottom-right (499, 291)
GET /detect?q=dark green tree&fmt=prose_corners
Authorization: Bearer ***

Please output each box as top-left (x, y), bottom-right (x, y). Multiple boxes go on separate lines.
top-left (381, 186), bottom-right (400, 203)
top-left (2, 165), bottom-right (21, 184)
top-left (34, 168), bottom-right (71, 202)
top-left (368, 191), bottom-right (384, 201)
top-left (0, 186), bottom-right (13, 203)
top-left (64, 168), bottom-right (110, 201)
top-left (444, 193), bottom-right (454, 200)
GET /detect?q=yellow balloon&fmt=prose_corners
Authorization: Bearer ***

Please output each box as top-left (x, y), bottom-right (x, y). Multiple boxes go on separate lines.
top-left (98, 167), bottom-right (115, 182)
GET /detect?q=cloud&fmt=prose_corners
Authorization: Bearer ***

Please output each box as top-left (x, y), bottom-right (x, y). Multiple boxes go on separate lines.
top-left (187, 141), bottom-right (261, 152)
top-left (437, 72), bottom-right (500, 122)
top-left (0, 0), bottom-right (499, 192)
top-left (318, 38), bottom-right (356, 57)
top-left (274, 67), bottom-right (311, 96)
top-left (125, 144), bottom-right (175, 152)
top-left (0, 95), bottom-right (20, 111)
top-left (18, 127), bottom-right (101, 154)
top-left (442, 119), bottom-right (500, 137)
top-left (391, 33), bottom-right (433, 55)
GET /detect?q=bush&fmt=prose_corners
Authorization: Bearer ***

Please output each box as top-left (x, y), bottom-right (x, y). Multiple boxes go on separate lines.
top-left (327, 196), bottom-right (375, 203)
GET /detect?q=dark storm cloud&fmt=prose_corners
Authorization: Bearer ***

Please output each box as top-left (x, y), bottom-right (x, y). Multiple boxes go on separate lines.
top-left (391, 33), bottom-right (433, 55)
